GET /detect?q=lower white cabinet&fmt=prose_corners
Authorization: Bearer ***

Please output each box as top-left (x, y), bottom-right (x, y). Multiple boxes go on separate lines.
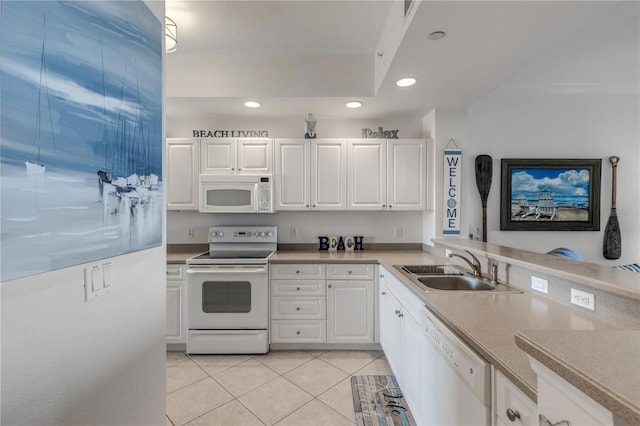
top-left (378, 266), bottom-right (426, 425)
top-left (527, 356), bottom-right (613, 426)
top-left (270, 263), bottom-right (375, 345)
top-left (166, 264), bottom-right (187, 344)
top-left (327, 280), bottom-right (374, 343)
top-left (494, 370), bottom-right (537, 426)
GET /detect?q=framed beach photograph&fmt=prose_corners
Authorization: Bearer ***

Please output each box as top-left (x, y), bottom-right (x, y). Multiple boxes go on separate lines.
top-left (500, 159), bottom-right (601, 231)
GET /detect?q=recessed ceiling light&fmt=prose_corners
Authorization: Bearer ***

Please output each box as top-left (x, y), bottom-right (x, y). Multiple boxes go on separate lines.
top-left (396, 77), bottom-right (416, 87)
top-left (346, 101), bottom-right (363, 109)
top-left (428, 31), bottom-right (446, 41)
top-left (244, 101), bottom-right (261, 108)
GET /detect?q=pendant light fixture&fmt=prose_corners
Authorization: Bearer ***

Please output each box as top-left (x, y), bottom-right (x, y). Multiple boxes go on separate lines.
top-left (165, 17), bottom-right (177, 53)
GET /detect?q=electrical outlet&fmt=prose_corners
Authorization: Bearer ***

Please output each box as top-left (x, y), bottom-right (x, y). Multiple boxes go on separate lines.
top-left (187, 227), bottom-right (194, 238)
top-left (571, 288), bottom-right (595, 310)
top-left (394, 227), bottom-right (403, 238)
top-left (445, 249), bottom-right (452, 258)
top-left (531, 276), bottom-right (548, 294)
top-left (290, 226), bottom-right (298, 238)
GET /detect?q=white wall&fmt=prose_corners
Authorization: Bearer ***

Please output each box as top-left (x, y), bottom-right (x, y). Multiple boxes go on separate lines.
top-left (1, 1), bottom-right (167, 424)
top-left (168, 210), bottom-right (423, 244)
top-left (463, 3), bottom-right (639, 264)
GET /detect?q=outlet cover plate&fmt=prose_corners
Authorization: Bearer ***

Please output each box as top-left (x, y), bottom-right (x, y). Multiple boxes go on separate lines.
top-left (571, 288), bottom-right (595, 310)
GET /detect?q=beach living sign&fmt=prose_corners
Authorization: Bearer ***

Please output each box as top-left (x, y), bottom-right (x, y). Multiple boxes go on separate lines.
top-left (443, 144), bottom-right (462, 236)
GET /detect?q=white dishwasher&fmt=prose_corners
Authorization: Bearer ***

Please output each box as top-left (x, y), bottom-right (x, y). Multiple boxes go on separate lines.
top-left (420, 306), bottom-right (490, 426)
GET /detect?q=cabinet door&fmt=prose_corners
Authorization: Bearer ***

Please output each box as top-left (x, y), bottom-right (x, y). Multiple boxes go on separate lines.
top-left (237, 138), bottom-right (272, 174)
top-left (311, 139), bottom-right (347, 210)
top-left (347, 139), bottom-right (386, 210)
top-left (201, 138), bottom-right (236, 174)
top-left (166, 138), bottom-right (199, 210)
top-left (379, 278), bottom-right (402, 376)
top-left (327, 280), bottom-right (374, 343)
top-left (400, 312), bottom-right (425, 424)
top-left (387, 139), bottom-right (426, 210)
top-left (166, 280), bottom-right (186, 343)
top-left (275, 139), bottom-right (310, 210)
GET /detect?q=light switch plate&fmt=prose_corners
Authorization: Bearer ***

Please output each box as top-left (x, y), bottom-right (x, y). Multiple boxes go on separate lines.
top-left (531, 276), bottom-right (548, 294)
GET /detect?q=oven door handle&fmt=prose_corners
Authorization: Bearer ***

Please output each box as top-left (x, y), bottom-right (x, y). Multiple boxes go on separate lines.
top-left (187, 267), bottom-right (267, 275)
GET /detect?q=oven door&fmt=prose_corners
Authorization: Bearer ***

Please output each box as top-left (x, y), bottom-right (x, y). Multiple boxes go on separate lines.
top-left (187, 264), bottom-right (268, 329)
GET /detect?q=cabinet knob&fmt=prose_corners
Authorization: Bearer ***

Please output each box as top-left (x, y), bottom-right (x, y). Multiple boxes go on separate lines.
top-left (398, 312), bottom-right (403, 318)
top-left (382, 204), bottom-right (386, 208)
top-left (296, 287), bottom-right (300, 291)
top-left (381, 291), bottom-right (386, 295)
top-left (296, 270), bottom-right (300, 274)
top-left (306, 205), bottom-right (309, 208)
top-left (395, 309), bottom-right (400, 315)
top-left (296, 307), bottom-right (300, 311)
top-left (296, 330), bottom-right (301, 335)
top-left (238, 168), bottom-right (242, 171)
top-left (312, 204), bottom-right (316, 208)
top-left (348, 270), bottom-right (352, 274)
top-left (328, 284), bottom-right (332, 288)
top-left (232, 168), bottom-right (235, 171)
top-left (506, 408), bottom-right (521, 422)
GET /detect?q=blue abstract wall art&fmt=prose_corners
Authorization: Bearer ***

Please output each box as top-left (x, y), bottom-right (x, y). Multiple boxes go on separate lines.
top-left (1, 1), bottom-right (163, 282)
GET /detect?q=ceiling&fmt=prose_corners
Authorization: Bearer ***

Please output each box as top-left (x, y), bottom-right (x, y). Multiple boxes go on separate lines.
top-left (165, 1), bottom-right (618, 122)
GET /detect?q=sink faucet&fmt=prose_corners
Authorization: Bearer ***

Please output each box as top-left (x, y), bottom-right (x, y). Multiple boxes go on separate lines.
top-left (447, 250), bottom-right (482, 277)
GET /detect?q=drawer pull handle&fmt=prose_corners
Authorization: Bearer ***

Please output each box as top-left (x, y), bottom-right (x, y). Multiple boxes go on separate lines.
top-left (506, 408), bottom-right (520, 422)
top-left (296, 330), bottom-right (301, 335)
top-left (296, 307), bottom-right (300, 311)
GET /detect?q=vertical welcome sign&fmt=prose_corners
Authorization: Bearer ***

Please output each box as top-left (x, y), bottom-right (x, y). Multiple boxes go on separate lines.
top-left (443, 144), bottom-right (461, 236)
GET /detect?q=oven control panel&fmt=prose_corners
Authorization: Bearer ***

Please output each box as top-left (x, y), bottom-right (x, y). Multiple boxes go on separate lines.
top-left (209, 226), bottom-right (277, 243)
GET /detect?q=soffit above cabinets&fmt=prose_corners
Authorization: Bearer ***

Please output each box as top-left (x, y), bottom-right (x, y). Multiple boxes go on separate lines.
top-left (165, 1), bottom-right (630, 121)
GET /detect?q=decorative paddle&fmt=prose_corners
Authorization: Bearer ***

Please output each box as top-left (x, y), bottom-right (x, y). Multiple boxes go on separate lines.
top-left (475, 155), bottom-right (493, 242)
top-left (603, 156), bottom-right (621, 259)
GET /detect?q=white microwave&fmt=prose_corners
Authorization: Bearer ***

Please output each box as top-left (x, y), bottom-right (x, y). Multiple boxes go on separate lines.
top-left (199, 174), bottom-right (274, 213)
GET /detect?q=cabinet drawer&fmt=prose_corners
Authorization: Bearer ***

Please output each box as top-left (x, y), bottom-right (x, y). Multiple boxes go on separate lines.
top-left (495, 370), bottom-right (537, 426)
top-left (271, 297), bottom-right (326, 320)
top-left (327, 264), bottom-right (374, 280)
top-left (270, 320), bottom-right (326, 343)
top-left (166, 264), bottom-right (186, 280)
top-left (271, 280), bottom-right (326, 296)
top-left (270, 264), bottom-right (326, 279)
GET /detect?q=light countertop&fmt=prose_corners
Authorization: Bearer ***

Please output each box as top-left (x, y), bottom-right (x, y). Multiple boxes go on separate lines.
top-left (167, 246), bottom-right (639, 422)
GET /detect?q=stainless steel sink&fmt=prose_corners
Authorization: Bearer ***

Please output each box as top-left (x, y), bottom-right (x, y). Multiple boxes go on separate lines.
top-left (417, 276), bottom-right (496, 291)
top-left (393, 265), bottom-right (523, 293)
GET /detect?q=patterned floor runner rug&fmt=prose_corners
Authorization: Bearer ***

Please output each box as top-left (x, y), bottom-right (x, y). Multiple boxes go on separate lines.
top-left (351, 375), bottom-right (417, 426)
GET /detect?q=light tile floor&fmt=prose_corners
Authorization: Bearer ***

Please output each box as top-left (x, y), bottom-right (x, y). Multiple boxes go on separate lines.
top-left (166, 350), bottom-right (391, 426)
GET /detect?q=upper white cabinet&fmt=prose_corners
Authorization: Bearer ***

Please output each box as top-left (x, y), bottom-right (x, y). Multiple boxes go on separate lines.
top-left (275, 139), bottom-right (347, 211)
top-left (201, 138), bottom-right (272, 174)
top-left (387, 139), bottom-right (426, 210)
top-left (347, 139), bottom-right (387, 210)
top-left (348, 139), bottom-right (426, 211)
top-left (166, 138), bottom-right (199, 210)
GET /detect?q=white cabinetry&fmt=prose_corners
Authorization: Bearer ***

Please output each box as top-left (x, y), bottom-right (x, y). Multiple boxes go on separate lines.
top-left (378, 265), bottom-right (426, 424)
top-left (327, 264), bottom-right (374, 343)
top-left (347, 139), bottom-right (386, 210)
top-left (270, 264), bottom-right (327, 343)
top-left (166, 138), bottom-right (199, 210)
top-left (347, 139), bottom-right (426, 211)
top-left (270, 263), bottom-right (375, 345)
top-left (528, 357), bottom-right (613, 426)
top-left (201, 138), bottom-right (272, 174)
top-left (387, 139), bottom-right (426, 210)
top-left (274, 139), bottom-right (346, 211)
top-left (166, 264), bottom-right (187, 344)
top-left (494, 370), bottom-right (537, 426)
